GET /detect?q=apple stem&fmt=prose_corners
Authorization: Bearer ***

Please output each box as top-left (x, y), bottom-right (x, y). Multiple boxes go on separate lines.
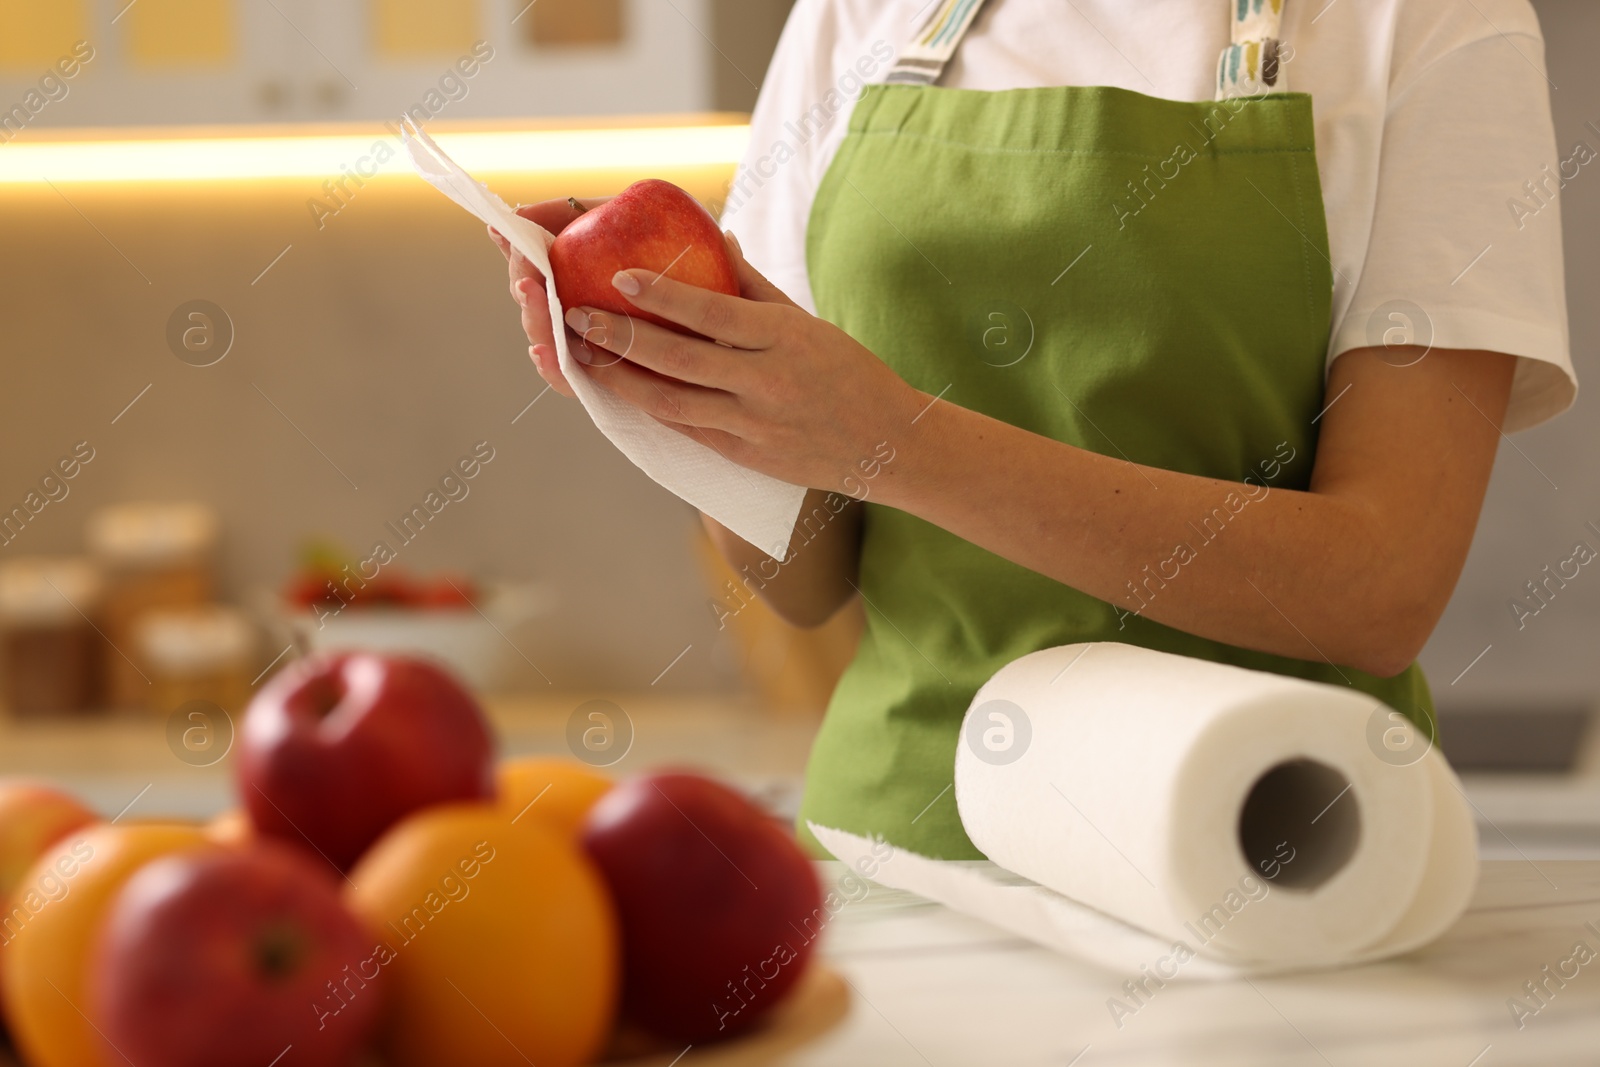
top-left (567, 197), bottom-right (588, 215)
top-left (256, 923), bottom-right (307, 981)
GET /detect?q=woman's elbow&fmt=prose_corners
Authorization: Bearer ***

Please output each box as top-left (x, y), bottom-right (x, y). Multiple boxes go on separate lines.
top-left (1351, 644), bottom-right (1424, 680)
top-left (763, 586), bottom-right (858, 631)
top-left (767, 602), bottom-right (831, 630)
top-left (1342, 597), bottom-right (1441, 679)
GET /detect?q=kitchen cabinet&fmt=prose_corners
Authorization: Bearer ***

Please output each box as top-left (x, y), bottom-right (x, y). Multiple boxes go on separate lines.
top-left (0, 0), bottom-right (715, 129)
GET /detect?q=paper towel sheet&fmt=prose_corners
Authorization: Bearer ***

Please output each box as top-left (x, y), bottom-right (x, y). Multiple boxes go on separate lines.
top-left (811, 642), bottom-right (1479, 978)
top-left (399, 121), bottom-right (807, 560)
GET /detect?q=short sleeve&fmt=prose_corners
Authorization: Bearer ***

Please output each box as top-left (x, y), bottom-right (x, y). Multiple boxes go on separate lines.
top-left (720, 0), bottom-right (831, 316)
top-left (1328, 30), bottom-right (1577, 434)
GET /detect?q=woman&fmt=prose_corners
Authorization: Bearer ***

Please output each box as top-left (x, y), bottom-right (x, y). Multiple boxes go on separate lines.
top-left (493, 0), bottom-right (1575, 859)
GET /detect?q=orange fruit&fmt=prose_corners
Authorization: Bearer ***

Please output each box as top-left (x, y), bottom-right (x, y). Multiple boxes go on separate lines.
top-left (1, 822), bottom-right (208, 1067)
top-left (346, 802), bottom-right (618, 1067)
top-left (0, 782), bottom-right (99, 891)
top-left (0, 782), bottom-right (99, 1010)
top-left (496, 757), bottom-right (613, 837)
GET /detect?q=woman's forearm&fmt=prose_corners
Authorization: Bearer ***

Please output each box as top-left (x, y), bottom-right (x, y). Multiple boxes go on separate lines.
top-left (873, 409), bottom-right (1389, 670)
top-left (870, 348), bottom-right (1514, 677)
top-left (700, 489), bottom-right (862, 629)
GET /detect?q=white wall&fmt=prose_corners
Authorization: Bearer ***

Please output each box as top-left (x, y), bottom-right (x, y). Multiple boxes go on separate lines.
top-left (1418, 0), bottom-right (1600, 713)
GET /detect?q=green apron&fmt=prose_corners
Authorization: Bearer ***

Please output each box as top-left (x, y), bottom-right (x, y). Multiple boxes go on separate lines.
top-left (798, 0), bottom-right (1436, 860)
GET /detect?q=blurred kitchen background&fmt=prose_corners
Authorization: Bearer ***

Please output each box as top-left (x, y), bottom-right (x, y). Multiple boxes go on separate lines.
top-left (0, 0), bottom-right (1596, 856)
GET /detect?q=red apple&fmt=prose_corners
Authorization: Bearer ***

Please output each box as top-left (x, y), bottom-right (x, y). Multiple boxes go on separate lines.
top-left (0, 782), bottom-right (98, 1017)
top-left (549, 179), bottom-right (739, 336)
top-left (580, 772), bottom-right (822, 1043)
top-left (237, 653), bottom-right (494, 872)
top-left (89, 842), bottom-right (381, 1067)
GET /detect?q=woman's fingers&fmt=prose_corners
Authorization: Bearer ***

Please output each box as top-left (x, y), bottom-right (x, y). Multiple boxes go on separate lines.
top-left (515, 197), bottom-right (610, 236)
top-left (580, 350), bottom-right (744, 433)
top-left (506, 235), bottom-right (547, 306)
top-left (608, 269), bottom-right (778, 351)
top-left (646, 414), bottom-right (750, 460)
top-left (498, 199), bottom-right (587, 292)
top-left (495, 198), bottom-right (629, 407)
top-left (564, 306), bottom-right (750, 391)
top-left (488, 225), bottom-right (510, 259)
top-left (723, 230), bottom-right (800, 309)
top-left (516, 275), bottom-right (610, 399)
top-left (516, 276), bottom-right (560, 352)
top-left (529, 344), bottom-right (578, 399)
top-left (502, 198), bottom-right (612, 321)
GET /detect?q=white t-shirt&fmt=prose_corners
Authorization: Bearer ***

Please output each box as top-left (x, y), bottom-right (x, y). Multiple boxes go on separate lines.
top-left (723, 0), bottom-right (1578, 433)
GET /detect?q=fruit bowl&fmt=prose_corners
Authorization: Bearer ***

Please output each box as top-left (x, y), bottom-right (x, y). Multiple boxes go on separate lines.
top-left (257, 581), bottom-right (553, 692)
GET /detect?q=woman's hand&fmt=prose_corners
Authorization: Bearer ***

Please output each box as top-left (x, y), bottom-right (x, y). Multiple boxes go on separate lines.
top-left (560, 233), bottom-right (926, 494)
top-left (487, 198), bottom-right (611, 400)
top-left (495, 205), bottom-right (870, 622)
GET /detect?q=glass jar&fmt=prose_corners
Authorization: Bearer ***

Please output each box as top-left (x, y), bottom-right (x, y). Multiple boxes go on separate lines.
top-left (86, 502), bottom-right (219, 709)
top-left (135, 606), bottom-right (257, 720)
top-left (0, 557), bottom-right (103, 715)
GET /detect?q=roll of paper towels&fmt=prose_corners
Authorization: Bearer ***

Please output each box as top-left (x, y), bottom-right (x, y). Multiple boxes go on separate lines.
top-left (811, 642), bottom-right (1478, 976)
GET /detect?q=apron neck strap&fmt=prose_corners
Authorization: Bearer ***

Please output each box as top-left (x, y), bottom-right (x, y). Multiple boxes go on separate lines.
top-left (886, 0), bottom-right (992, 86)
top-left (885, 0), bottom-right (1291, 97)
top-left (1218, 0), bottom-right (1288, 97)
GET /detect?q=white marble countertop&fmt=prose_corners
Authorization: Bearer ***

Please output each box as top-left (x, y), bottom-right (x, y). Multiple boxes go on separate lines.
top-left (5, 699), bottom-right (1600, 1064)
top-left (0, 862), bottom-right (1591, 1066)
top-left (796, 860), bottom-right (1600, 1066)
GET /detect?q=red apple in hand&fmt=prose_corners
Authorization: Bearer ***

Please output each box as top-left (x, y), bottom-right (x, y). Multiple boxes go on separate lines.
top-left (238, 654), bottom-right (494, 871)
top-left (89, 842), bottom-right (381, 1067)
top-left (549, 179), bottom-right (738, 337)
top-left (580, 772), bottom-right (822, 1043)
